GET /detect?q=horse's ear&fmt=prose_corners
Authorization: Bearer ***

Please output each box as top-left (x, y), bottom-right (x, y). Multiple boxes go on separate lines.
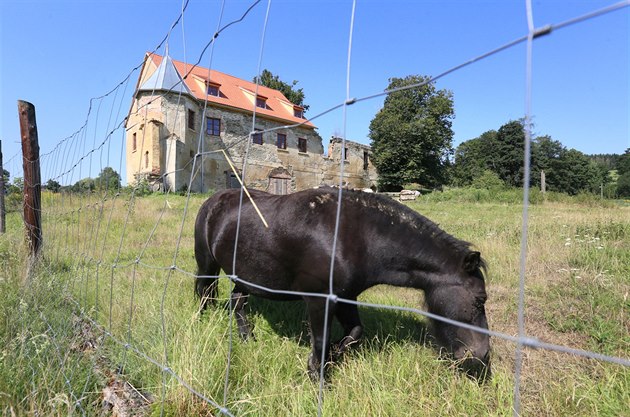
top-left (463, 251), bottom-right (481, 273)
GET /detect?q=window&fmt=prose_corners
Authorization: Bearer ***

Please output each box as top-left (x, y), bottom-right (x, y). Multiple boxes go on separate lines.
top-left (252, 129), bottom-right (263, 145)
top-left (269, 177), bottom-right (289, 195)
top-left (298, 138), bottom-right (307, 153)
top-left (363, 151), bottom-right (369, 170)
top-left (256, 96), bottom-right (267, 109)
top-left (277, 133), bottom-right (287, 149)
top-left (293, 107), bottom-right (304, 118)
top-left (207, 117), bottom-right (221, 136)
top-left (226, 172), bottom-right (240, 189)
top-left (344, 147), bottom-right (349, 160)
top-left (145, 151), bottom-right (149, 168)
top-left (132, 132), bottom-right (137, 152)
top-left (207, 84), bottom-right (220, 97)
top-left (187, 109), bottom-right (196, 130)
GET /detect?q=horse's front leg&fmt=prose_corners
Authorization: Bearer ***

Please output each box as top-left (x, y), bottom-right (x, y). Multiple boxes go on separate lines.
top-left (231, 290), bottom-right (254, 340)
top-left (333, 301), bottom-right (363, 357)
top-left (305, 297), bottom-right (335, 380)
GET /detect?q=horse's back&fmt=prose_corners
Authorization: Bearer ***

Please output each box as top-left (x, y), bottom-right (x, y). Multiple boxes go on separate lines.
top-left (194, 189), bottom-right (347, 297)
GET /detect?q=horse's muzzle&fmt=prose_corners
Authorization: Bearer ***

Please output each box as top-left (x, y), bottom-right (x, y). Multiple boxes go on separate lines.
top-left (457, 349), bottom-right (491, 381)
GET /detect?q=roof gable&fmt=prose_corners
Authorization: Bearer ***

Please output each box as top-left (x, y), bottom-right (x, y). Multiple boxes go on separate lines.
top-left (143, 53), bottom-right (315, 129)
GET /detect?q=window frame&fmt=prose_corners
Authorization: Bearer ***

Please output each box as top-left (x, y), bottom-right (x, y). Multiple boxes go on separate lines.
top-left (276, 133), bottom-right (287, 149)
top-left (187, 109), bottom-right (196, 130)
top-left (206, 117), bottom-right (221, 136)
top-left (256, 96), bottom-right (267, 109)
top-left (252, 129), bottom-right (263, 145)
top-left (298, 138), bottom-right (307, 153)
top-left (207, 83), bottom-right (220, 97)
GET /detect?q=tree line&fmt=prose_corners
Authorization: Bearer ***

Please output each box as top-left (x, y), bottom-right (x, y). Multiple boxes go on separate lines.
top-left (3, 167), bottom-right (121, 199)
top-left (368, 74), bottom-right (630, 197)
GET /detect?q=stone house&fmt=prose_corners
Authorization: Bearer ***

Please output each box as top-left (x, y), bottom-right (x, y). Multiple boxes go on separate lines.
top-left (125, 53), bottom-right (377, 194)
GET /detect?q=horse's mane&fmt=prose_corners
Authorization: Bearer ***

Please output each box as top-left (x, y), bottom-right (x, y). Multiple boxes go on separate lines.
top-left (323, 188), bottom-right (475, 257)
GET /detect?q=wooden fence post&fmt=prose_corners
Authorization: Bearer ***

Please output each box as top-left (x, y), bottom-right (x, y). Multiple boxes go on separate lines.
top-left (0, 140), bottom-right (5, 234)
top-left (18, 100), bottom-right (42, 263)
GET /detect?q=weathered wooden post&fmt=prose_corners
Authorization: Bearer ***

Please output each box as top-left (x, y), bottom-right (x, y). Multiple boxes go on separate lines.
top-left (0, 140), bottom-right (5, 234)
top-left (18, 100), bottom-right (43, 265)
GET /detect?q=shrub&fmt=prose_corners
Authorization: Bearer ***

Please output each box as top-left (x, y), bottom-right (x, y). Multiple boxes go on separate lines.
top-left (471, 170), bottom-right (505, 191)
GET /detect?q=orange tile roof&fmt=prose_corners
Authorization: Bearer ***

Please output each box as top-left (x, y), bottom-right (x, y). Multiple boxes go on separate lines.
top-left (145, 53), bottom-right (315, 129)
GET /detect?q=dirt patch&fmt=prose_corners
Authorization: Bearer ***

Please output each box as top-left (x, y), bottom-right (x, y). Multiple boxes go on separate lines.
top-left (71, 315), bottom-right (153, 416)
top-left (101, 378), bottom-right (152, 417)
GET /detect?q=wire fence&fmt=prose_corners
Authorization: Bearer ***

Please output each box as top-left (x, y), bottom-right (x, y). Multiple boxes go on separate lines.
top-left (4, 0), bottom-right (629, 416)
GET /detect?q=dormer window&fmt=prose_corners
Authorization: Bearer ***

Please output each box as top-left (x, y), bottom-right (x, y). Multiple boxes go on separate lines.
top-left (256, 95), bottom-right (267, 109)
top-left (293, 106), bottom-right (304, 118)
top-left (207, 82), bottom-right (220, 97)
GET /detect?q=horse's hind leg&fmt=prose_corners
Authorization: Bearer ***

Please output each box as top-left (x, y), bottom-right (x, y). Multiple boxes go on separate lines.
top-left (196, 276), bottom-right (218, 311)
top-left (195, 256), bottom-right (220, 311)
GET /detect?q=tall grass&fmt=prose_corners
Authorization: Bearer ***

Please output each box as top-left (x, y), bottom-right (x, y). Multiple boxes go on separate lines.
top-left (1, 189), bottom-right (628, 416)
top-left (0, 214), bottom-right (104, 415)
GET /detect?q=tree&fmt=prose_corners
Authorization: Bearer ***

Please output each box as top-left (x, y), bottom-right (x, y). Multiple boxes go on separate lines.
top-left (450, 130), bottom-right (498, 186)
top-left (493, 120), bottom-right (527, 187)
top-left (616, 148), bottom-right (630, 175)
top-left (588, 153), bottom-right (619, 171)
top-left (531, 135), bottom-right (564, 189)
top-left (95, 167), bottom-right (121, 191)
top-left (617, 172), bottom-right (630, 197)
top-left (2, 169), bottom-right (8, 185)
top-left (45, 179), bottom-right (61, 193)
top-left (253, 69), bottom-right (309, 111)
top-left (72, 178), bottom-right (95, 193)
top-left (369, 75), bottom-right (455, 191)
top-left (12, 177), bottom-right (23, 191)
top-left (548, 149), bottom-right (601, 195)
top-left (615, 149), bottom-right (630, 197)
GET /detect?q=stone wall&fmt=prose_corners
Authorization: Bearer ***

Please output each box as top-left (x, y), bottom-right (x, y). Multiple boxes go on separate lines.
top-left (126, 92), bottom-right (378, 194)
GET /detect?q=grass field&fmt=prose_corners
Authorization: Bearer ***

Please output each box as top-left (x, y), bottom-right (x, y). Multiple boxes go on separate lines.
top-left (1, 189), bottom-right (628, 416)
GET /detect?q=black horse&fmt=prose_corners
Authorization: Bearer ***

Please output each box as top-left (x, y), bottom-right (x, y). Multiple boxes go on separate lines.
top-left (194, 187), bottom-right (490, 379)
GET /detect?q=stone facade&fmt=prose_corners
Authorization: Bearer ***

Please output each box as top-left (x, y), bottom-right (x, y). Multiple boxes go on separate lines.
top-left (125, 55), bottom-right (378, 194)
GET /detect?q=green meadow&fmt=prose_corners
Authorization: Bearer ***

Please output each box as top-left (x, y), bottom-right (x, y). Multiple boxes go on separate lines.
top-left (1, 189), bottom-right (628, 416)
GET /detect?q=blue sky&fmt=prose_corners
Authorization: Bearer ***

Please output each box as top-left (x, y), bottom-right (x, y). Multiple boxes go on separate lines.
top-left (1, 0), bottom-right (628, 183)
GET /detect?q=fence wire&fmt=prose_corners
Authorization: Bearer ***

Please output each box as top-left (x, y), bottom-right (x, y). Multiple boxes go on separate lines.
top-left (6, 1), bottom-right (629, 416)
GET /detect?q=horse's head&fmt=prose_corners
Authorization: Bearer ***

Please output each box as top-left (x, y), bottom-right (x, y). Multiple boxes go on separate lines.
top-left (425, 251), bottom-right (491, 380)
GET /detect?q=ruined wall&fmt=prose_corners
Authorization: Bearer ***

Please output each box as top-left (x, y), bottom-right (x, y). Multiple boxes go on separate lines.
top-left (322, 137), bottom-right (378, 190)
top-left (126, 92), bottom-right (379, 194)
top-left (217, 109), bottom-right (324, 193)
